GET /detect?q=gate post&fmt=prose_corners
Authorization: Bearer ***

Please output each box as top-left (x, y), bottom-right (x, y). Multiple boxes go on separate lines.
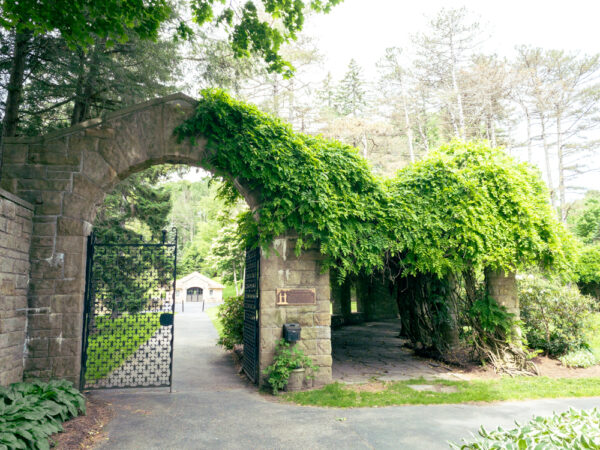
top-left (258, 233), bottom-right (332, 388)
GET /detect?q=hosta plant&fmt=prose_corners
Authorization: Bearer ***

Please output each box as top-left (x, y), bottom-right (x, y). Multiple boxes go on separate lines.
top-left (450, 408), bottom-right (600, 449)
top-left (0, 379), bottom-right (86, 450)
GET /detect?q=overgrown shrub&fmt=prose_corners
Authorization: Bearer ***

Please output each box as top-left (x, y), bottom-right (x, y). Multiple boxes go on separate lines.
top-left (519, 274), bottom-right (595, 356)
top-left (576, 244), bottom-right (600, 299)
top-left (451, 408), bottom-right (600, 449)
top-left (560, 349), bottom-right (597, 368)
top-left (0, 379), bottom-right (86, 449)
top-left (217, 294), bottom-right (244, 349)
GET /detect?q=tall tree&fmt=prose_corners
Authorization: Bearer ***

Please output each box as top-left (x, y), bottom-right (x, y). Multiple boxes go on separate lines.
top-left (413, 7), bottom-right (482, 140)
top-left (335, 58), bottom-right (367, 117)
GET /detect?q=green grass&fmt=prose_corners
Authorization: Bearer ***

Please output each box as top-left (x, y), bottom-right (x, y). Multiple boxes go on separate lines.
top-left (206, 305), bottom-right (224, 338)
top-left (585, 312), bottom-right (600, 360)
top-left (284, 377), bottom-right (600, 408)
top-left (85, 313), bottom-right (161, 381)
top-left (222, 284), bottom-right (238, 299)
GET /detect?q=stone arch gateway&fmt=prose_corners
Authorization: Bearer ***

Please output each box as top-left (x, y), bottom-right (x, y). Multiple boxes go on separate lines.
top-left (0, 93), bottom-right (332, 387)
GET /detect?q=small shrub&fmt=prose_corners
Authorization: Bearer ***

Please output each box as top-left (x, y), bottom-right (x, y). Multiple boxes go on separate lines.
top-left (576, 244), bottom-right (600, 299)
top-left (560, 349), bottom-right (597, 368)
top-left (450, 408), bottom-right (600, 449)
top-left (263, 339), bottom-right (318, 395)
top-left (0, 379), bottom-right (86, 449)
top-left (217, 295), bottom-right (244, 349)
top-left (518, 274), bottom-right (594, 356)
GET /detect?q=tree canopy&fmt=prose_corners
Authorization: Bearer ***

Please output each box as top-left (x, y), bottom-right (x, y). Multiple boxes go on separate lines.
top-left (176, 90), bottom-right (574, 278)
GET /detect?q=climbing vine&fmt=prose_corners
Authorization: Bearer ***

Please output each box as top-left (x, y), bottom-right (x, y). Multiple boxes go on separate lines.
top-left (175, 90), bottom-right (574, 280)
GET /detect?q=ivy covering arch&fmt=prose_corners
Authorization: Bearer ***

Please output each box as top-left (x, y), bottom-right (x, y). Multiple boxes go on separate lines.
top-left (175, 90), bottom-right (574, 279)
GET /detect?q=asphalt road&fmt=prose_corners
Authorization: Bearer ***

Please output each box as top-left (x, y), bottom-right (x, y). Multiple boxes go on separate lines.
top-left (94, 306), bottom-right (600, 449)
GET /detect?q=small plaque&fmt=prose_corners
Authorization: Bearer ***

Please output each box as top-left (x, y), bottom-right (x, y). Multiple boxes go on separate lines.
top-left (276, 289), bottom-right (316, 306)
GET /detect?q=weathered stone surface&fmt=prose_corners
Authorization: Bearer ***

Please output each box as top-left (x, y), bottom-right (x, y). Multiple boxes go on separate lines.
top-left (0, 189), bottom-right (32, 385)
top-left (0, 94), bottom-right (333, 390)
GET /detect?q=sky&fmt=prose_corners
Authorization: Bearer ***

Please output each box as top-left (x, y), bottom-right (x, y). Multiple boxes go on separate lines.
top-left (305, 0), bottom-right (600, 79)
top-left (300, 0), bottom-right (600, 196)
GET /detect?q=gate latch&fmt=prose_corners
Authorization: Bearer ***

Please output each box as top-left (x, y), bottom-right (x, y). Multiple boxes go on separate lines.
top-left (160, 313), bottom-right (174, 326)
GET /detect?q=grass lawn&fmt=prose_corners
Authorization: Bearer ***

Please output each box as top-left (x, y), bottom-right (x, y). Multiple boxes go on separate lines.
top-left (206, 305), bottom-right (224, 338)
top-left (222, 284), bottom-right (238, 299)
top-left (284, 377), bottom-right (600, 408)
top-left (85, 313), bottom-right (161, 381)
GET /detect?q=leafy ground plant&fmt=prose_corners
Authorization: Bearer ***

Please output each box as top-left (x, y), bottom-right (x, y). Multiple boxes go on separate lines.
top-left (264, 339), bottom-right (318, 394)
top-left (560, 349), bottom-right (597, 368)
top-left (450, 408), bottom-right (600, 449)
top-left (0, 379), bottom-right (86, 450)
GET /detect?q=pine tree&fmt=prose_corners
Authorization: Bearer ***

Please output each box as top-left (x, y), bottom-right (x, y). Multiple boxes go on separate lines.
top-left (335, 59), bottom-right (367, 117)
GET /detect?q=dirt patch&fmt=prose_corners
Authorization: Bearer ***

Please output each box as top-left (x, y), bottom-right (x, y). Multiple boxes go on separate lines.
top-left (51, 395), bottom-right (114, 449)
top-left (345, 382), bottom-right (388, 393)
top-left (533, 356), bottom-right (600, 378)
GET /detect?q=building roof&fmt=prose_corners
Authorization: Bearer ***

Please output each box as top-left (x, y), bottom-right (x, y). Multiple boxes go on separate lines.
top-left (176, 271), bottom-right (226, 290)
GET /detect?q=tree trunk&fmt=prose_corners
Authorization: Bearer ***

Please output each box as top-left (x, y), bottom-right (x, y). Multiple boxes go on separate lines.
top-left (233, 261), bottom-right (239, 296)
top-left (556, 110), bottom-right (566, 222)
top-left (71, 43), bottom-right (103, 125)
top-left (400, 79), bottom-right (415, 163)
top-left (1, 30), bottom-right (31, 175)
top-left (450, 37), bottom-right (466, 139)
top-left (540, 114), bottom-right (556, 206)
top-left (524, 107), bottom-right (533, 163)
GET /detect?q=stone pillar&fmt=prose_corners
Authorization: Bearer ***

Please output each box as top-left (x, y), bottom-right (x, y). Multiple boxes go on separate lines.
top-left (330, 272), bottom-right (342, 316)
top-left (259, 233), bottom-right (332, 388)
top-left (339, 279), bottom-right (352, 320)
top-left (485, 269), bottom-right (520, 339)
top-left (0, 189), bottom-right (33, 385)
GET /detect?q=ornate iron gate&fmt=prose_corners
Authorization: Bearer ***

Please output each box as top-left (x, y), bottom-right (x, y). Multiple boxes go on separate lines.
top-left (80, 230), bottom-right (177, 390)
top-left (242, 247), bottom-right (260, 383)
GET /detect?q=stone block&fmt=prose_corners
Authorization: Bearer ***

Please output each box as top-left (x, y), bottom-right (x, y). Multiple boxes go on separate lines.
top-left (36, 192), bottom-right (63, 216)
top-left (61, 193), bottom-right (95, 221)
top-left (313, 366), bottom-right (332, 387)
top-left (55, 236), bottom-right (85, 253)
top-left (314, 312), bottom-right (331, 327)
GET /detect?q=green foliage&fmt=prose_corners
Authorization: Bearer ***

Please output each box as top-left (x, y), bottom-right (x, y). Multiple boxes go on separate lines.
top-left (0, 0), bottom-right (171, 48)
top-left (518, 274), bottom-right (595, 356)
top-left (568, 190), bottom-right (600, 244)
top-left (263, 339), bottom-right (318, 394)
top-left (176, 89), bottom-right (385, 277)
top-left (176, 93), bottom-right (573, 281)
top-left (386, 140), bottom-right (574, 277)
top-left (206, 221), bottom-right (246, 286)
top-left (575, 244), bottom-right (600, 298)
top-left (85, 313), bottom-right (161, 381)
top-left (451, 408), bottom-right (600, 449)
top-left (560, 349), bottom-right (597, 369)
top-left (216, 295), bottom-right (244, 350)
top-left (468, 295), bottom-right (513, 338)
top-left (0, 379), bottom-right (85, 450)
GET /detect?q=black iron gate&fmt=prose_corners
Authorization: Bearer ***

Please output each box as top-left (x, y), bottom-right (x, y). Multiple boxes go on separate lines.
top-left (242, 247), bottom-right (260, 383)
top-left (80, 230), bottom-right (177, 390)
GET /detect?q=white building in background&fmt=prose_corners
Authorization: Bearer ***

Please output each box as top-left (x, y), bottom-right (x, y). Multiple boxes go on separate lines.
top-left (175, 272), bottom-right (225, 305)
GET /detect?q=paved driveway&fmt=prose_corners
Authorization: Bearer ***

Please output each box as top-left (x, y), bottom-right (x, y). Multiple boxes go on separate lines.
top-left (94, 307), bottom-right (600, 449)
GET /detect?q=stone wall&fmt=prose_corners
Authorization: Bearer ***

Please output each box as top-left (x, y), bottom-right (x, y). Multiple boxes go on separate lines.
top-left (259, 234), bottom-right (332, 387)
top-left (0, 189), bottom-right (33, 385)
top-left (361, 276), bottom-right (399, 321)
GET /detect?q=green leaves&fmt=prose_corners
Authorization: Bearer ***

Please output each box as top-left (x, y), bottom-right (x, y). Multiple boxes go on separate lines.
top-left (452, 408), bottom-right (600, 449)
top-left (263, 339), bottom-right (318, 394)
top-left (176, 92), bottom-right (572, 282)
top-left (0, 380), bottom-right (85, 450)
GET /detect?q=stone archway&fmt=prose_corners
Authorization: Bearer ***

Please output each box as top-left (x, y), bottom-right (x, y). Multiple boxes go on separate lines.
top-left (0, 93), bottom-right (332, 387)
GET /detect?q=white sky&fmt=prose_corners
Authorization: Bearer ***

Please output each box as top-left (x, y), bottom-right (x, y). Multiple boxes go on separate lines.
top-left (300, 0), bottom-right (600, 195)
top-left (305, 0), bottom-right (600, 79)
